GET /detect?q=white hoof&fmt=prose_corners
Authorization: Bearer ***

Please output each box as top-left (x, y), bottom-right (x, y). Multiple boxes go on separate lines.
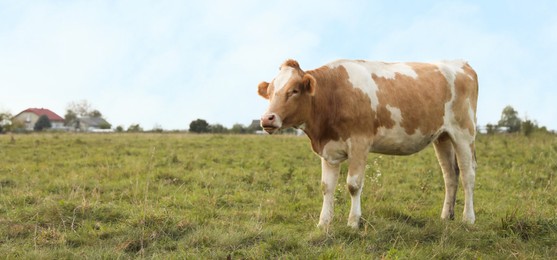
top-left (347, 216), bottom-right (360, 229)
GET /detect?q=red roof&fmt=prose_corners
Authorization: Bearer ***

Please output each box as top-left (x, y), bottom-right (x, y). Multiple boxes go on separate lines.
top-left (21, 108), bottom-right (64, 122)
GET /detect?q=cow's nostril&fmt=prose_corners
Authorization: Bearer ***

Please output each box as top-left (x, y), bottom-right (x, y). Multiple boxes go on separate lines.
top-left (268, 114), bottom-right (275, 121)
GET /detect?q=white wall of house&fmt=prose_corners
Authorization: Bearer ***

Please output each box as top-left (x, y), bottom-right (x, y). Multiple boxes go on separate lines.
top-left (51, 121), bottom-right (65, 129)
top-left (13, 112), bottom-right (65, 130)
top-left (13, 112), bottom-right (37, 130)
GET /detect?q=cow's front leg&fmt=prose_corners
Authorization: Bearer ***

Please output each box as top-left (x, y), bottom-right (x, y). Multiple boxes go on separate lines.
top-left (317, 158), bottom-right (340, 230)
top-left (347, 155), bottom-right (366, 229)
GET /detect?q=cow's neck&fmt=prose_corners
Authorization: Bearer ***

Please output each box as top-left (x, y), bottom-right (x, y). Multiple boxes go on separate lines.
top-left (302, 70), bottom-right (341, 155)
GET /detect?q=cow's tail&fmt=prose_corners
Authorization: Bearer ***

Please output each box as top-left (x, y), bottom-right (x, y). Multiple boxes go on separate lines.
top-left (453, 154), bottom-right (460, 179)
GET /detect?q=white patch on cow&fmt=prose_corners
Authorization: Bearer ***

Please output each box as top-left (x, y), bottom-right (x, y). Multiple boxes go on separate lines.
top-left (372, 125), bottom-right (437, 155)
top-left (327, 60), bottom-right (418, 112)
top-left (327, 60), bottom-right (380, 110)
top-left (371, 104), bottom-right (438, 155)
top-left (272, 67), bottom-right (294, 93)
top-left (435, 60), bottom-right (465, 85)
top-left (271, 113), bottom-right (283, 129)
top-left (364, 62), bottom-right (418, 80)
top-left (386, 105), bottom-right (403, 125)
top-left (466, 98), bottom-right (476, 125)
top-left (435, 61), bottom-right (459, 135)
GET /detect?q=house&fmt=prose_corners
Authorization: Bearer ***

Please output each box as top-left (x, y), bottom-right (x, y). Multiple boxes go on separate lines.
top-left (70, 116), bottom-right (112, 132)
top-left (12, 108), bottom-right (65, 131)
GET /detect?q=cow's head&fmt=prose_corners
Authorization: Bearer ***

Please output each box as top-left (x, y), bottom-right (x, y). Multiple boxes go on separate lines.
top-left (258, 59), bottom-right (316, 134)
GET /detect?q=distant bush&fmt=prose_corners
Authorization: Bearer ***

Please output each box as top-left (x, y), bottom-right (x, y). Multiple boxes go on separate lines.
top-left (189, 119), bottom-right (210, 133)
top-left (522, 120), bottom-right (536, 137)
top-left (230, 123), bottom-right (247, 134)
top-left (34, 115), bottom-right (51, 131)
top-left (99, 122), bottom-right (112, 129)
top-left (210, 124), bottom-right (228, 134)
top-left (127, 124), bottom-right (143, 132)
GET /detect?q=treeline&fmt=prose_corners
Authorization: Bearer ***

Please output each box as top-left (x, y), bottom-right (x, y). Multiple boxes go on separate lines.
top-left (484, 105), bottom-right (552, 136)
top-left (188, 119), bottom-right (262, 134)
top-left (188, 119), bottom-right (300, 135)
top-left (4, 104), bottom-right (552, 136)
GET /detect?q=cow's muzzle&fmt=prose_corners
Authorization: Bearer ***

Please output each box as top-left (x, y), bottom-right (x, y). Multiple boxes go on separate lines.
top-left (260, 113), bottom-right (281, 134)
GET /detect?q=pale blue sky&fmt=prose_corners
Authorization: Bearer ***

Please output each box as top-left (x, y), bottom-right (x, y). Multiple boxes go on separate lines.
top-left (1, 1), bottom-right (556, 130)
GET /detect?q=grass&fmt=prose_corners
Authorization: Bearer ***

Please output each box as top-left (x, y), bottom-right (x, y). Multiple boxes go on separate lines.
top-left (0, 132), bottom-right (556, 258)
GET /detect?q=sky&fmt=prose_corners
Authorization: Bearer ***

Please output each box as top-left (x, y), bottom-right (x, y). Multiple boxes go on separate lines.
top-left (1, 0), bottom-right (556, 130)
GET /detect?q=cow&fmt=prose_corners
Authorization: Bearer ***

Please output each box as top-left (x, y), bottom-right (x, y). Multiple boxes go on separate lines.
top-left (257, 59), bottom-right (478, 229)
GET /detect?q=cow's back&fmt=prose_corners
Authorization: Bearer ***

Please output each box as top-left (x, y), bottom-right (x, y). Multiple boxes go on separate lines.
top-left (321, 59), bottom-right (478, 155)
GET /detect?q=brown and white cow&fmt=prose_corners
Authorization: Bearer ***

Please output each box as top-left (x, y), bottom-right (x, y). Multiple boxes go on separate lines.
top-left (258, 59), bottom-right (478, 229)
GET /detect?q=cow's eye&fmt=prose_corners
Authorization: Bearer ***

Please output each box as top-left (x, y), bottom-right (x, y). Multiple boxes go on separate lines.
top-left (286, 90), bottom-right (296, 99)
top-left (292, 89), bottom-right (299, 95)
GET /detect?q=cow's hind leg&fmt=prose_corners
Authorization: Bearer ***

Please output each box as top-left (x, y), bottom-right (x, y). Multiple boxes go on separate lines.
top-left (346, 144), bottom-right (368, 229)
top-left (346, 162), bottom-right (365, 229)
top-left (433, 133), bottom-right (459, 220)
top-left (453, 140), bottom-right (476, 224)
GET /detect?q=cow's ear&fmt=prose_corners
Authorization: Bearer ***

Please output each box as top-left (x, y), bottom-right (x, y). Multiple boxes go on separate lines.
top-left (302, 74), bottom-right (316, 96)
top-left (258, 81), bottom-right (270, 99)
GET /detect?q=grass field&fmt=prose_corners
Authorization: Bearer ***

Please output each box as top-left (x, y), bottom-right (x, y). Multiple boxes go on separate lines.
top-left (0, 132), bottom-right (556, 258)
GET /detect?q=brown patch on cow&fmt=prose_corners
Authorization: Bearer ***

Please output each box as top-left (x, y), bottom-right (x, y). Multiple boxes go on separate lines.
top-left (303, 66), bottom-right (376, 153)
top-left (372, 63), bottom-right (451, 135)
top-left (374, 106), bottom-right (395, 131)
top-left (451, 63), bottom-right (478, 135)
top-left (347, 184), bottom-right (359, 196)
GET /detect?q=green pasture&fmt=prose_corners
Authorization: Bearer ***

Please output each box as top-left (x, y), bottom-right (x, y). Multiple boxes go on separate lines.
top-left (0, 133), bottom-right (556, 258)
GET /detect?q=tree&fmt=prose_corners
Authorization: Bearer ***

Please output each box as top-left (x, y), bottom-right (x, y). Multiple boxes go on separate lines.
top-left (151, 123), bottom-right (163, 133)
top-left (189, 119), bottom-right (210, 133)
top-left (67, 100), bottom-right (93, 117)
top-left (127, 124), bottom-right (143, 132)
top-left (210, 124), bottom-right (228, 133)
top-left (246, 121), bottom-right (262, 134)
top-left (89, 109), bottom-right (102, 118)
top-left (64, 99), bottom-right (110, 129)
top-left (34, 115), bottom-right (52, 131)
top-left (99, 122), bottom-right (112, 129)
top-left (521, 119), bottom-right (536, 137)
top-left (64, 109), bottom-right (77, 126)
top-left (498, 105), bottom-right (521, 133)
top-left (0, 112), bottom-right (12, 133)
top-left (230, 123), bottom-right (247, 134)
top-left (486, 123), bottom-right (498, 135)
